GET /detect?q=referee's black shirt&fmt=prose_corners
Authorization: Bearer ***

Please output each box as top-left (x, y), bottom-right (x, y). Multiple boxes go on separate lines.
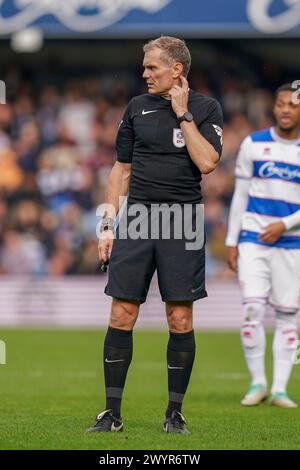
top-left (116, 89), bottom-right (223, 205)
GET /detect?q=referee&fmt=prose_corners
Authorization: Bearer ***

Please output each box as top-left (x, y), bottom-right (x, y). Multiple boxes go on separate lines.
top-left (87, 36), bottom-right (223, 434)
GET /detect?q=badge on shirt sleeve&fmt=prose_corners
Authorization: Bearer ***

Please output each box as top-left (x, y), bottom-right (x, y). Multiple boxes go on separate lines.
top-left (173, 128), bottom-right (186, 148)
top-left (212, 124), bottom-right (223, 145)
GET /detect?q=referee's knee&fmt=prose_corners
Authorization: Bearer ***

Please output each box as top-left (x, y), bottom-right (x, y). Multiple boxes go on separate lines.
top-left (166, 302), bottom-right (193, 333)
top-left (109, 298), bottom-right (140, 330)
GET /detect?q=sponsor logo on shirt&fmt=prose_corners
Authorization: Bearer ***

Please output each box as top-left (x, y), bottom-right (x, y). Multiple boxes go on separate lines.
top-left (258, 161), bottom-right (300, 181)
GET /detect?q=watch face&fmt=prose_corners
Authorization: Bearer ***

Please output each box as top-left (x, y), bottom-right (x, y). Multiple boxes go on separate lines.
top-left (184, 112), bottom-right (193, 122)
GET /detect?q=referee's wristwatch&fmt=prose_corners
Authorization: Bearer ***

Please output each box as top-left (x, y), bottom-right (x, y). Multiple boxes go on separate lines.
top-left (100, 217), bottom-right (115, 234)
top-left (178, 111), bottom-right (194, 124)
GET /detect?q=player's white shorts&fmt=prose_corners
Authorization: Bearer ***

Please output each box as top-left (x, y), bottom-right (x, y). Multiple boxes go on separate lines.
top-left (238, 243), bottom-right (300, 312)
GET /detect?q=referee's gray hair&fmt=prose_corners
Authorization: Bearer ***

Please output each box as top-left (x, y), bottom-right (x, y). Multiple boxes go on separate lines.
top-left (143, 36), bottom-right (191, 78)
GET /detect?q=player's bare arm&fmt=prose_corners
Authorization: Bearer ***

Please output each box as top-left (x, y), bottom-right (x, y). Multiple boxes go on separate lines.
top-left (98, 161), bottom-right (132, 263)
top-left (169, 76), bottom-right (219, 174)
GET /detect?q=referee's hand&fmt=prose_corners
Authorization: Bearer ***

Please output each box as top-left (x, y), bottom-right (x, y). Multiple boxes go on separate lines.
top-left (169, 75), bottom-right (189, 117)
top-left (98, 230), bottom-right (114, 263)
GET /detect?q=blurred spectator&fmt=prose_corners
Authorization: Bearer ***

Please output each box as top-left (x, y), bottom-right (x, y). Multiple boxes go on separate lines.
top-left (58, 82), bottom-right (96, 156)
top-left (38, 85), bottom-right (61, 146)
top-left (0, 149), bottom-right (24, 193)
top-left (36, 134), bottom-right (93, 211)
top-left (0, 230), bottom-right (46, 275)
top-left (14, 119), bottom-right (42, 172)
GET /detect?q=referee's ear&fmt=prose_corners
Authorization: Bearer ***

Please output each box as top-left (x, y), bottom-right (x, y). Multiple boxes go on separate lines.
top-left (172, 62), bottom-right (184, 80)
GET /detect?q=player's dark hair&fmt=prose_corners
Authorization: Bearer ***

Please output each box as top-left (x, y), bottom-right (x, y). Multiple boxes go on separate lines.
top-left (143, 36), bottom-right (191, 77)
top-left (275, 83), bottom-right (297, 99)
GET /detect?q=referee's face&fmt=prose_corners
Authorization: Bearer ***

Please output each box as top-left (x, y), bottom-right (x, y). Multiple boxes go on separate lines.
top-left (143, 47), bottom-right (180, 96)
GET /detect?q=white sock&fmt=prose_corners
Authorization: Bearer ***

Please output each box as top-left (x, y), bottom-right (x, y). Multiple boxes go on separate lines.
top-left (241, 302), bottom-right (267, 388)
top-left (271, 312), bottom-right (298, 395)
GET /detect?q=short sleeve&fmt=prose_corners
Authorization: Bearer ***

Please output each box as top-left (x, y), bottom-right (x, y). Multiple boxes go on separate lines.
top-left (198, 100), bottom-right (223, 156)
top-left (116, 101), bottom-right (134, 163)
top-left (235, 136), bottom-right (253, 179)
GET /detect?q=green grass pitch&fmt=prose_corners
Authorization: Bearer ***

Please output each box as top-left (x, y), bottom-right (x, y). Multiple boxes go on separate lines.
top-left (0, 329), bottom-right (299, 450)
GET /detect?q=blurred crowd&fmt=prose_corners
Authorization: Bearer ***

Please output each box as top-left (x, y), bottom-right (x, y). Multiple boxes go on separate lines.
top-left (0, 64), bottom-right (277, 277)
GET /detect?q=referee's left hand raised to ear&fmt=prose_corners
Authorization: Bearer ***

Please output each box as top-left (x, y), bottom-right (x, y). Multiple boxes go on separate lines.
top-left (169, 75), bottom-right (189, 118)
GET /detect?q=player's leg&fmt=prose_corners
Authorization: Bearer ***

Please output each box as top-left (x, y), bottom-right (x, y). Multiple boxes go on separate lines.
top-left (164, 301), bottom-right (194, 434)
top-left (270, 310), bottom-right (298, 408)
top-left (240, 300), bottom-right (268, 405)
top-left (269, 248), bottom-right (300, 408)
top-left (238, 243), bottom-right (270, 405)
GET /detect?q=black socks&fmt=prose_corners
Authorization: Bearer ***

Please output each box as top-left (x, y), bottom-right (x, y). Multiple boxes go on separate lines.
top-left (103, 327), bottom-right (195, 420)
top-left (166, 330), bottom-right (196, 418)
top-left (103, 326), bottom-right (133, 419)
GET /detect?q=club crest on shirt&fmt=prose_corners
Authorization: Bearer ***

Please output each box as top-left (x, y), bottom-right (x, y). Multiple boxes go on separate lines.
top-left (173, 128), bottom-right (186, 148)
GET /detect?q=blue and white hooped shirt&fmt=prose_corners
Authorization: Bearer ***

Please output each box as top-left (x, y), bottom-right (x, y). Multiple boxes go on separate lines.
top-left (236, 127), bottom-right (300, 249)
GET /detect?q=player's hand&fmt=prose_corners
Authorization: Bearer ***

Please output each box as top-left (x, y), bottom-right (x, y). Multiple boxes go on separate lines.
top-left (227, 246), bottom-right (239, 272)
top-left (169, 75), bottom-right (189, 118)
top-left (98, 229), bottom-right (114, 263)
top-left (259, 221), bottom-right (285, 244)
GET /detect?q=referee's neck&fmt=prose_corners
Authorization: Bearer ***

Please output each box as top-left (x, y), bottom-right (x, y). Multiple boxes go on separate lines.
top-left (157, 87), bottom-right (190, 101)
top-left (159, 91), bottom-right (171, 100)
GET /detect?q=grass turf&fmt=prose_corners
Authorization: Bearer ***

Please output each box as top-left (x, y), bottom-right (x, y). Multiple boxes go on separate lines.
top-left (0, 329), bottom-right (299, 450)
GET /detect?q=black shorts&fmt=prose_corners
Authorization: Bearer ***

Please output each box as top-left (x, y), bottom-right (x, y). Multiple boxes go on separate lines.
top-left (105, 204), bottom-right (207, 304)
